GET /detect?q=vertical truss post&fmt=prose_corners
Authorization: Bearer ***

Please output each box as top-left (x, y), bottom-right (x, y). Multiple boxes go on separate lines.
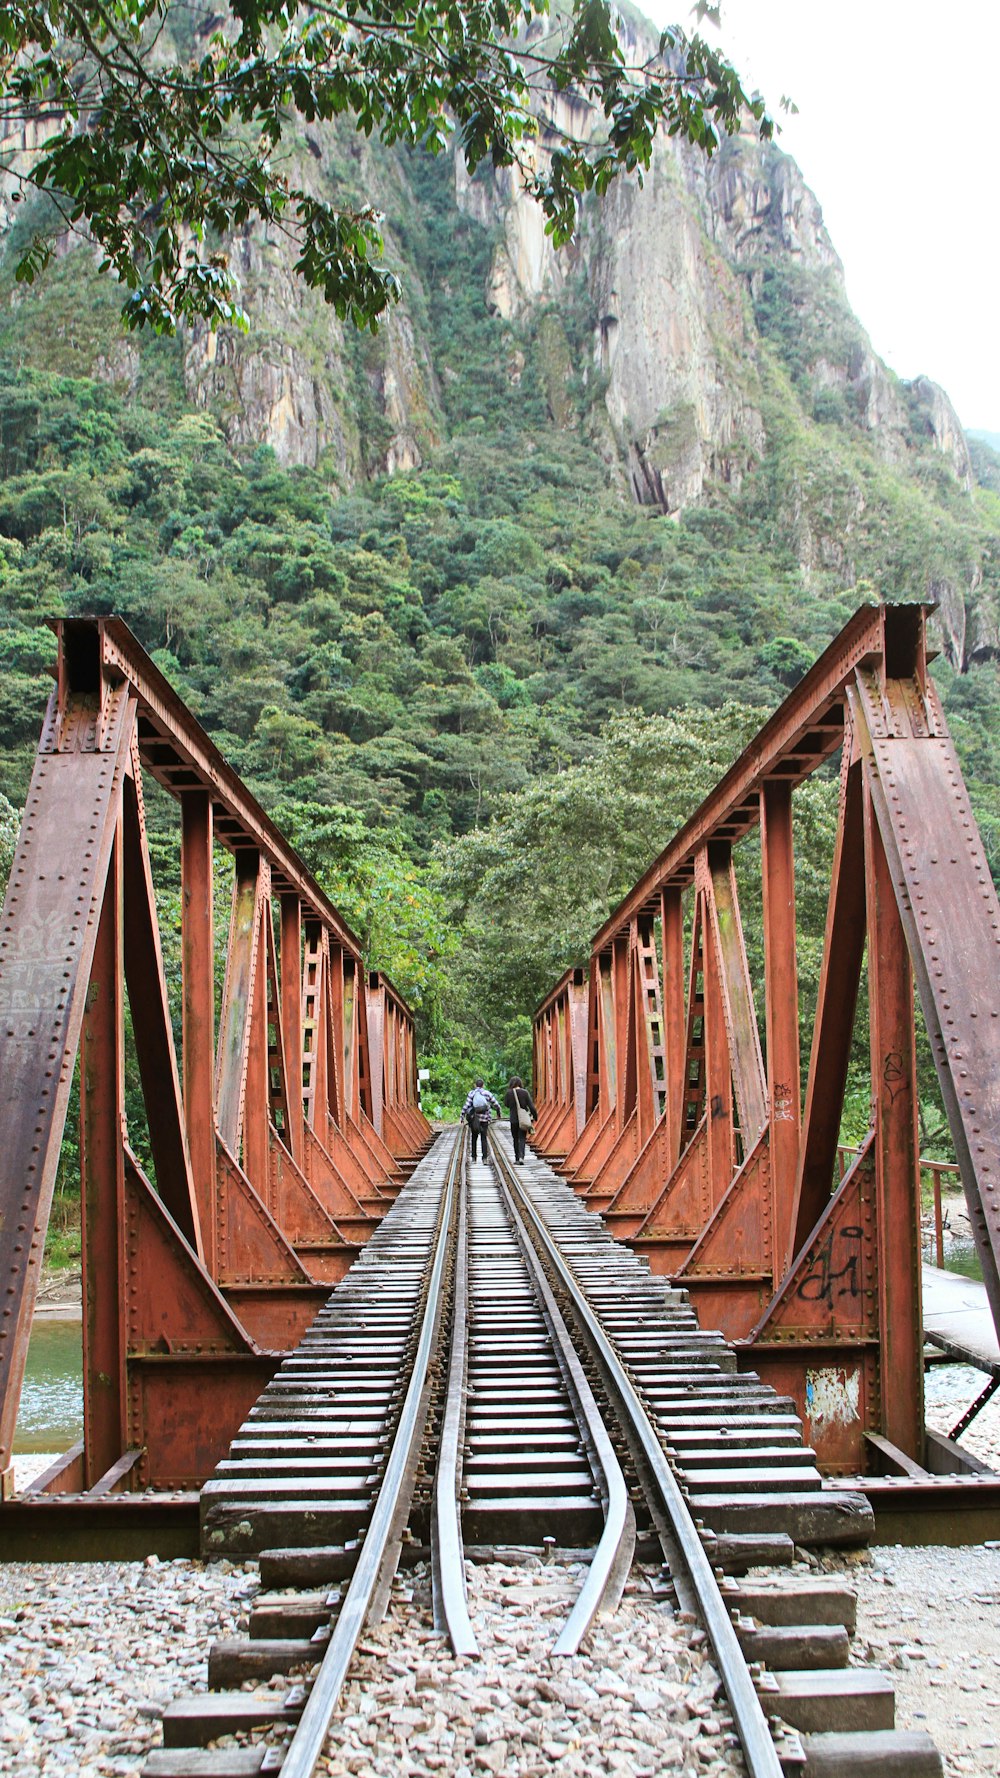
top-left (281, 894), bottom-right (304, 1165)
top-left (635, 913), bottom-right (666, 1145)
top-left (343, 956), bottom-right (359, 1124)
top-left (697, 856), bottom-right (735, 1204)
top-left (555, 999), bottom-right (567, 1109)
top-left (182, 789), bottom-right (216, 1274)
top-left (263, 905), bottom-right (290, 1150)
top-left (761, 780), bottom-right (801, 1265)
top-left (302, 925), bottom-right (330, 1131)
top-left (582, 959), bottom-right (599, 1119)
top-left (122, 759), bottom-right (202, 1252)
top-left (680, 895), bottom-right (706, 1148)
top-left (864, 775), bottom-right (924, 1456)
top-left (569, 969), bottom-right (591, 1140)
top-left (613, 930), bottom-right (632, 1131)
top-left (79, 820), bottom-right (128, 1486)
top-left (216, 850), bottom-right (261, 1157)
top-left (660, 886), bottom-right (686, 1172)
top-left (598, 952), bottom-right (616, 1116)
top-left (242, 886), bottom-right (271, 1199)
top-left (366, 973), bottom-right (385, 1138)
top-left (325, 941), bottom-right (344, 1129)
top-left (355, 962), bottom-right (373, 1126)
top-left (707, 841), bottom-right (767, 1155)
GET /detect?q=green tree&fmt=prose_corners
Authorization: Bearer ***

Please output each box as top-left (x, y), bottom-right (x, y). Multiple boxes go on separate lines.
top-left (436, 703), bottom-right (768, 1067)
top-left (0, 791), bottom-right (20, 891)
top-left (2, 1), bottom-right (770, 332)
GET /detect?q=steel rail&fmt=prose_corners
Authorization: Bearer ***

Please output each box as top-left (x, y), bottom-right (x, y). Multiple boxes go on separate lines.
top-left (279, 1125), bottom-right (464, 1778)
top-left (497, 1149), bottom-right (784, 1778)
top-left (431, 1128), bottom-right (478, 1656)
top-left (489, 1134), bottom-right (636, 1657)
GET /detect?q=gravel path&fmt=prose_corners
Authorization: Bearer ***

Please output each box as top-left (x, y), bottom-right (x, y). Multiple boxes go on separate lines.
top-left (843, 1544), bottom-right (1000, 1777)
top-left (0, 1556), bottom-right (252, 1776)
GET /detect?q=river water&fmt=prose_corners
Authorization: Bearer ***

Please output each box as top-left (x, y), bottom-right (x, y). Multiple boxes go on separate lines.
top-left (13, 1317), bottom-right (83, 1453)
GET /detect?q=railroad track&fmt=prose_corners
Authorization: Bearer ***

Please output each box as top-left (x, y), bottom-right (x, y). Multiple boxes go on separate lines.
top-left (145, 1127), bottom-right (943, 1778)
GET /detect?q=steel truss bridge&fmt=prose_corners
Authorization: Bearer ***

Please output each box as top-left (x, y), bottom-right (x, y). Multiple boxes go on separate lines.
top-left (1, 599), bottom-right (998, 1499)
top-left (0, 616), bottom-right (433, 1499)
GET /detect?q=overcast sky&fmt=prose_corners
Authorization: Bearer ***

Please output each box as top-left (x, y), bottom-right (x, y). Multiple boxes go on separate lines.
top-left (642, 0), bottom-right (998, 432)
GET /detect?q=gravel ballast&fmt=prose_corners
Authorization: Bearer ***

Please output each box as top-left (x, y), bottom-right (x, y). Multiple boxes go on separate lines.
top-left (0, 1556), bottom-right (740, 1778)
top-left (0, 1555), bottom-right (253, 1776)
top-left (2, 1541), bottom-right (1000, 1775)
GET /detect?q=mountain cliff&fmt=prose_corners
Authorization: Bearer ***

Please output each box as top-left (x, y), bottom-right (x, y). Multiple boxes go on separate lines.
top-left (1, 10), bottom-right (995, 674)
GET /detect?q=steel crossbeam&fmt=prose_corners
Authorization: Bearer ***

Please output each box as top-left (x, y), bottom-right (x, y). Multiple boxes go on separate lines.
top-left (0, 619), bottom-right (432, 1499)
top-left (534, 604), bottom-right (1000, 1474)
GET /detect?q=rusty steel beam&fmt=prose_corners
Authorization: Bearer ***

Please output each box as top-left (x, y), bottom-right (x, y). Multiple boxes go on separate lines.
top-left (760, 780), bottom-right (800, 1260)
top-left (89, 618), bottom-right (361, 946)
top-left (365, 971), bottom-right (433, 1160)
top-left (181, 790), bottom-right (216, 1269)
top-left (532, 966), bottom-right (591, 1156)
top-left (850, 645), bottom-right (1000, 1354)
top-left (0, 684), bottom-right (135, 1490)
top-left (863, 774), bottom-right (923, 1458)
top-left (660, 888), bottom-right (686, 1172)
top-left (80, 818), bottom-right (128, 1486)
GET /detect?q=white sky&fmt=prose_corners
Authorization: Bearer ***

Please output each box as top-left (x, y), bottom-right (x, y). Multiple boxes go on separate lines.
top-left (642, 0), bottom-right (999, 431)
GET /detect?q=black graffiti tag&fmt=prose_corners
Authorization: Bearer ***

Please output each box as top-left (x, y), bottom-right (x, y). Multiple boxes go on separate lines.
top-left (796, 1226), bottom-right (863, 1306)
top-left (882, 1050), bottom-right (905, 1105)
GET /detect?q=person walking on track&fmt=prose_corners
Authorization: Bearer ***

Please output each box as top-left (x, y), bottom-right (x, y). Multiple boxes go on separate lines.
top-left (462, 1078), bottom-right (501, 1162)
top-left (505, 1075), bottom-right (537, 1164)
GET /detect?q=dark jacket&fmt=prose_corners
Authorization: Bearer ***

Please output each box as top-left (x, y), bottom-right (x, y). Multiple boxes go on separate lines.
top-left (505, 1084), bottom-right (537, 1121)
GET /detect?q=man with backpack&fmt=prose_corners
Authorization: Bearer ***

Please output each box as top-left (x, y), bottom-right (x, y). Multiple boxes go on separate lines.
top-left (462, 1078), bottom-right (502, 1162)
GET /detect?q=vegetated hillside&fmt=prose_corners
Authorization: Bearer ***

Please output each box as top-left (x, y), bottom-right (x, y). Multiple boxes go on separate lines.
top-left (1, 43), bottom-right (999, 1115)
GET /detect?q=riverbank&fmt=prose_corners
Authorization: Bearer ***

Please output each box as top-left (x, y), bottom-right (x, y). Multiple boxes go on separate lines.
top-left (924, 1190), bottom-right (982, 1277)
top-left (33, 1268), bottom-right (82, 1320)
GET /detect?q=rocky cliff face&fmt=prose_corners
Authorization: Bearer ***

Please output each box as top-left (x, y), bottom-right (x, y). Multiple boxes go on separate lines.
top-left (0, 8), bottom-right (992, 664)
top-left (465, 116), bottom-right (972, 509)
top-left (179, 223), bottom-right (441, 482)
top-left (445, 53), bottom-right (986, 673)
